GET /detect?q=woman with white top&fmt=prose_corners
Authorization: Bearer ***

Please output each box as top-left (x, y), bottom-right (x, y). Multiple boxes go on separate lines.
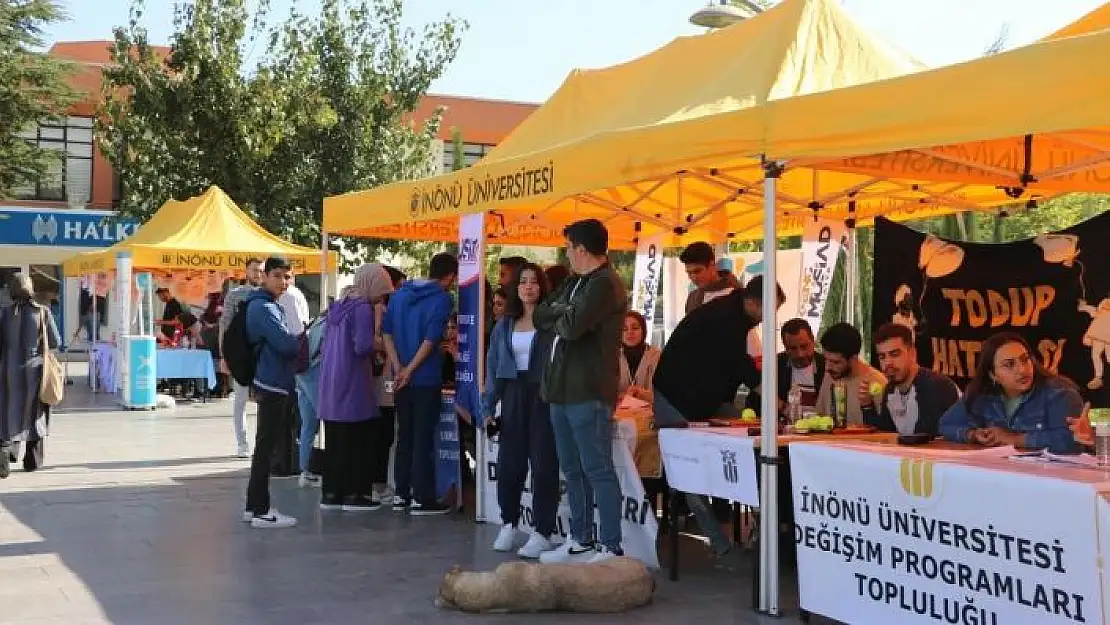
top-left (482, 263), bottom-right (559, 559)
top-left (618, 311), bottom-right (661, 402)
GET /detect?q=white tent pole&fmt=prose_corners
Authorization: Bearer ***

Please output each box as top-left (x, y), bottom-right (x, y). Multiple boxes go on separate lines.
top-left (319, 232), bottom-right (330, 312)
top-left (758, 159), bottom-right (782, 616)
top-left (845, 230), bottom-right (857, 325)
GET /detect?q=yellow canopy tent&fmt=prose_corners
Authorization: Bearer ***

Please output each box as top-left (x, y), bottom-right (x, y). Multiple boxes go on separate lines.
top-left (63, 186), bottom-right (337, 276)
top-left (323, 0), bottom-right (1110, 248)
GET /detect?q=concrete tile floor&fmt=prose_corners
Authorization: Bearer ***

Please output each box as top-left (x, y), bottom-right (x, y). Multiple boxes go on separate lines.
top-left (0, 375), bottom-right (829, 625)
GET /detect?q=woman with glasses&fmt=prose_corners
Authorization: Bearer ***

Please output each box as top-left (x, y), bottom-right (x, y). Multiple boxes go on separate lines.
top-left (939, 332), bottom-right (1083, 454)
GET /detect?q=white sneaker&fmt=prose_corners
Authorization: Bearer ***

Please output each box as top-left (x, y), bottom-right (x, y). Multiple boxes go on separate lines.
top-left (539, 539), bottom-right (596, 564)
top-left (250, 509), bottom-right (297, 529)
top-left (236, 443), bottom-right (250, 458)
top-left (493, 524), bottom-right (519, 552)
top-left (517, 533), bottom-right (553, 559)
top-left (298, 473), bottom-right (320, 488)
top-left (588, 545), bottom-right (624, 564)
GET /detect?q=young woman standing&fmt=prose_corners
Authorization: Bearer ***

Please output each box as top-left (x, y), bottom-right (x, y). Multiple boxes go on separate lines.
top-left (482, 263), bottom-right (559, 558)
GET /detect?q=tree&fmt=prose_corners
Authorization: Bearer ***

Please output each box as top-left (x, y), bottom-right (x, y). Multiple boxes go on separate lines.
top-left (0, 0), bottom-right (76, 197)
top-left (97, 0), bottom-right (465, 271)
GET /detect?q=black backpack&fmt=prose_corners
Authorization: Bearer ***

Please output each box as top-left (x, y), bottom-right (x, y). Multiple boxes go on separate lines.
top-left (223, 300), bottom-right (259, 386)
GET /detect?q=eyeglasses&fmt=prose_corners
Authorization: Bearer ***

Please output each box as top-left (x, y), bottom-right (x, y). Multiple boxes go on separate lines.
top-left (997, 353), bottom-right (1032, 372)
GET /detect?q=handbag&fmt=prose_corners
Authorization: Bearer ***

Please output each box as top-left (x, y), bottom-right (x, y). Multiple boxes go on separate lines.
top-left (37, 307), bottom-right (64, 406)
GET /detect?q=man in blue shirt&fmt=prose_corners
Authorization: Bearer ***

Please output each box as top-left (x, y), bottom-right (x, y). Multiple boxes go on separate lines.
top-left (383, 252), bottom-right (457, 516)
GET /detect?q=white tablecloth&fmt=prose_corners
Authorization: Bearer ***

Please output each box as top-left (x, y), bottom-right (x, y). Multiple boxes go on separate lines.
top-left (791, 441), bottom-right (1109, 625)
top-left (658, 428), bottom-right (760, 506)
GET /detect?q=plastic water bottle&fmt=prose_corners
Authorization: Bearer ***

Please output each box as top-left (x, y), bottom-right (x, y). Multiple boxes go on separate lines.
top-left (787, 384), bottom-right (803, 425)
top-left (733, 384), bottom-right (750, 411)
top-left (1096, 422), bottom-right (1110, 467)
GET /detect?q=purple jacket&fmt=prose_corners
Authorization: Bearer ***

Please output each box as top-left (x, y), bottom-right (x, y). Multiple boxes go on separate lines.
top-left (318, 297), bottom-right (379, 422)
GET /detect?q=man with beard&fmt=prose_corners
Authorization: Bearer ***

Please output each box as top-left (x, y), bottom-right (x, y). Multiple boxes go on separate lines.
top-left (775, 318), bottom-right (824, 416)
top-left (862, 323), bottom-right (959, 436)
top-left (816, 323), bottom-right (886, 426)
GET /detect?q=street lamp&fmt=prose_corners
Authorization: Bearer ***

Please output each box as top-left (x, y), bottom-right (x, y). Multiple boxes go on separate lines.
top-left (688, 0), bottom-right (763, 28)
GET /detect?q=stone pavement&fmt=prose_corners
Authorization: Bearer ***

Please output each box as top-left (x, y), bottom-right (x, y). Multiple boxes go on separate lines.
top-left (0, 372), bottom-right (824, 625)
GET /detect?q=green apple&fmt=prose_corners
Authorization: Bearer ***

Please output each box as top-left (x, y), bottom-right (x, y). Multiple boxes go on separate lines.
top-left (869, 382), bottom-right (884, 396)
top-left (741, 408), bottom-right (757, 421)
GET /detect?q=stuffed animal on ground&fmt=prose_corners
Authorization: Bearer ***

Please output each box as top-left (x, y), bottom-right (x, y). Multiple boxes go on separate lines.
top-left (435, 556), bottom-right (655, 614)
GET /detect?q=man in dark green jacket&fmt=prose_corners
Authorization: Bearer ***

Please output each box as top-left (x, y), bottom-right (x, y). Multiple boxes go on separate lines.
top-left (535, 219), bottom-right (627, 564)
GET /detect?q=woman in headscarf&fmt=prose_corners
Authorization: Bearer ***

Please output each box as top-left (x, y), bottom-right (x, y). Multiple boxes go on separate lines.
top-left (0, 273), bottom-right (60, 478)
top-left (317, 264), bottom-right (395, 510)
top-left (618, 311), bottom-right (661, 401)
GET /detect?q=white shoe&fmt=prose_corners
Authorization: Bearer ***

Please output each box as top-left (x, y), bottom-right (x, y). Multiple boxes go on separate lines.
top-left (236, 443), bottom-right (250, 458)
top-left (517, 533), bottom-right (553, 559)
top-left (298, 473), bottom-right (320, 488)
top-left (493, 524), bottom-right (519, 552)
top-left (241, 510), bottom-right (254, 523)
top-left (250, 509), bottom-right (297, 529)
top-left (588, 545), bottom-right (623, 564)
top-left (539, 539), bottom-right (596, 564)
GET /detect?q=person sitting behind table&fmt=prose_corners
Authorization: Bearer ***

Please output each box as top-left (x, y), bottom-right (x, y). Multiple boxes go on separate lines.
top-left (862, 323), bottom-right (959, 436)
top-left (775, 318), bottom-right (825, 416)
top-left (814, 323), bottom-right (886, 426)
top-left (940, 332), bottom-right (1082, 454)
top-left (156, 287), bottom-right (185, 342)
top-left (618, 311), bottom-right (660, 402)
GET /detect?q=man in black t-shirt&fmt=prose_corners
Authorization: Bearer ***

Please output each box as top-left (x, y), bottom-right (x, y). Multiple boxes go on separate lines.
top-left (156, 287), bottom-right (185, 342)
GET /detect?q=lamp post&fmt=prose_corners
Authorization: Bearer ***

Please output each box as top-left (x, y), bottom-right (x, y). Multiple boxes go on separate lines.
top-left (688, 0), bottom-right (763, 28)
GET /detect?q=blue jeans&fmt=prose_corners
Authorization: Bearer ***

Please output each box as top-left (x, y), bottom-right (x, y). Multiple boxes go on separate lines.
top-left (295, 366), bottom-right (321, 474)
top-left (549, 401), bottom-right (622, 551)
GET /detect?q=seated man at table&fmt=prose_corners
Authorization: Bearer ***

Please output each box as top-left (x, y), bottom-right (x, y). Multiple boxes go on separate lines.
top-left (652, 275), bottom-right (784, 564)
top-left (940, 332), bottom-right (1081, 453)
top-left (775, 318), bottom-right (824, 416)
top-left (862, 323), bottom-right (959, 436)
top-left (815, 323), bottom-right (885, 426)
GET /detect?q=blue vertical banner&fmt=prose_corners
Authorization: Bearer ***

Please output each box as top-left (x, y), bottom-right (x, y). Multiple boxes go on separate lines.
top-left (121, 335), bottom-right (157, 409)
top-left (455, 213), bottom-right (486, 424)
top-left (435, 390), bottom-right (462, 503)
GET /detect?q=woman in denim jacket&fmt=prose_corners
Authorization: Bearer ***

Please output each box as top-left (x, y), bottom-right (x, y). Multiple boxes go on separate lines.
top-left (940, 332), bottom-right (1083, 454)
top-left (482, 263), bottom-right (559, 559)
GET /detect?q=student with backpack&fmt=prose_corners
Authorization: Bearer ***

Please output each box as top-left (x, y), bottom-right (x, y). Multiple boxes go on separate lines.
top-left (225, 256), bottom-right (304, 529)
top-left (317, 263), bottom-right (395, 511)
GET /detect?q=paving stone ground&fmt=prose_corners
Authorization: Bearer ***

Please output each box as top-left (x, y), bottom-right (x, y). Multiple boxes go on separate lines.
top-left (0, 366), bottom-right (828, 624)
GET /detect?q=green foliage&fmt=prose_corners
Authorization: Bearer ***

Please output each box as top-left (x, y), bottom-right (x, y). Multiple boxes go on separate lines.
top-left (96, 0), bottom-right (465, 271)
top-left (0, 0), bottom-right (76, 197)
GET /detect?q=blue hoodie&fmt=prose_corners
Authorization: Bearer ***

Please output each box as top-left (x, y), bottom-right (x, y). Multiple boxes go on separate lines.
top-left (245, 288), bottom-right (302, 394)
top-left (382, 279), bottom-right (453, 388)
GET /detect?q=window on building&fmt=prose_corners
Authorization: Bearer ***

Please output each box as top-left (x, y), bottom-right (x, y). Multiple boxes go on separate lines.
top-left (442, 142), bottom-right (494, 172)
top-left (11, 116), bottom-right (94, 203)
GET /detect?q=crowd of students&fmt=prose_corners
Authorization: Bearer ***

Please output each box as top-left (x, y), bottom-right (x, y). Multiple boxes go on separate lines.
top-left (218, 221), bottom-right (1090, 563)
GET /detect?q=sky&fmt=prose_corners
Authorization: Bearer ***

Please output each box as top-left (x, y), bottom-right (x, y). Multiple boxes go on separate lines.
top-left (47, 0), bottom-right (1105, 103)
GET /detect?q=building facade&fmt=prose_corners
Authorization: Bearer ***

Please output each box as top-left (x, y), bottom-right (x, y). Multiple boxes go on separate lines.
top-left (1, 42), bottom-right (538, 345)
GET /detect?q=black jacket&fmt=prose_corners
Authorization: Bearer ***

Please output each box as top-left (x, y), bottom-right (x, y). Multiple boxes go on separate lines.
top-left (653, 290), bottom-right (761, 421)
top-left (535, 263), bottom-right (627, 406)
top-left (861, 367), bottom-right (960, 435)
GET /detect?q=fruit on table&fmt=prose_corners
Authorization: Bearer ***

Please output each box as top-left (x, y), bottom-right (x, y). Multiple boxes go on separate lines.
top-left (741, 408), bottom-right (757, 421)
top-left (869, 382), bottom-right (884, 396)
top-left (794, 415), bottom-right (835, 431)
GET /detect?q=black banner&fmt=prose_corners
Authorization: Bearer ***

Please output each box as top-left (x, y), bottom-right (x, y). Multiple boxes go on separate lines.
top-left (871, 214), bottom-right (1110, 406)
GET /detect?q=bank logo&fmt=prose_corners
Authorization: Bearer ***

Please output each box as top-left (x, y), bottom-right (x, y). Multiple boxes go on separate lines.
top-left (899, 458), bottom-right (936, 498)
top-left (410, 188), bottom-right (422, 218)
top-left (721, 449), bottom-right (739, 484)
top-left (32, 214), bottom-right (59, 243)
